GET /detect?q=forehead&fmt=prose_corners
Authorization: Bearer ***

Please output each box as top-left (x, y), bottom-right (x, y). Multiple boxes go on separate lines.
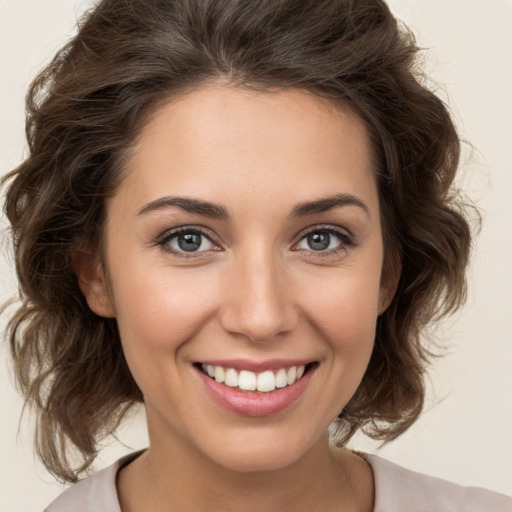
top-left (115, 84), bottom-right (378, 218)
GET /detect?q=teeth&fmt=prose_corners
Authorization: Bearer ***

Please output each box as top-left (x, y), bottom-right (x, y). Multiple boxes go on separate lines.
top-left (239, 370), bottom-right (257, 391)
top-left (287, 366), bottom-right (297, 385)
top-left (224, 368), bottom-right (239, 387)
top-left (200, 363), bottom-right (309, 393)
top-left (275, 368), bottom-right (288, 388)
top-left (257, 371), bottom-right (276, 392)
top-left (214, 366), bottom-right (225, 383)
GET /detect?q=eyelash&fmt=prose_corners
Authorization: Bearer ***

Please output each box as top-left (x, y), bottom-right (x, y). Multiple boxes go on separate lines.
top-left (294, 225), bottom-right (356, 259)
top-left (156, 226), bottom-right (219, 259)
top-left (155, 225), bottom-right (356, 259)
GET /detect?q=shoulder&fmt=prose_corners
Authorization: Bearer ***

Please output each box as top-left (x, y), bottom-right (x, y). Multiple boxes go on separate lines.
top-left (42, 451), bottom-right (143, 512)
top-left (364, 454), bottom-right (512, 512)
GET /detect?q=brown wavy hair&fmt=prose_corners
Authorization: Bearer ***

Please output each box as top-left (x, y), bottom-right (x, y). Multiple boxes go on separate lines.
top-left (2, 0), bottom-right (473, 483)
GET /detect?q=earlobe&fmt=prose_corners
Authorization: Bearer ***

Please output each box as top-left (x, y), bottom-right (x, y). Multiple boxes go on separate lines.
top-left (378, 250), bottom-right (402, 315)
top-left (74, 251), bottom-right (115, 318)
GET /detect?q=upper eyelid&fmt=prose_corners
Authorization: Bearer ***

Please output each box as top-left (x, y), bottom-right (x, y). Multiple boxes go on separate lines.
top-left (294, 224), bottom-right (354, 241)
top-left (159, 223), bottom-right (352, 238)
top-left (158, 225), bottom-right (218, 242)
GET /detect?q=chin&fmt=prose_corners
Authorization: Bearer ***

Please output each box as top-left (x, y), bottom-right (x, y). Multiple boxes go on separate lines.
top-left (195, 426), bottom-right (323, 474)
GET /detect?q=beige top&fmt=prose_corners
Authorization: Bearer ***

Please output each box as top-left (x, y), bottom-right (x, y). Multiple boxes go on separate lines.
top-left (44, 451), bottom-right (512, 512)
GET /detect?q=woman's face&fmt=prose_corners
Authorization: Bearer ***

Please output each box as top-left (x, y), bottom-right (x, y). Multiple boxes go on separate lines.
top-left (81, 85), bottom-right (394, 472)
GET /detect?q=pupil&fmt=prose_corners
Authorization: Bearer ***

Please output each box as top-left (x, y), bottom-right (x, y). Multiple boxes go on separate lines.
top-left (308, 232), bottom-right (330, 251)
top-left (178, 232), bottom-right (201, 251)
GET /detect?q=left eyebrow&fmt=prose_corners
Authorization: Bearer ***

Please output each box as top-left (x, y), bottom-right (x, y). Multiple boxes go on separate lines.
top-left (289, 193), bottom-right (370, 219)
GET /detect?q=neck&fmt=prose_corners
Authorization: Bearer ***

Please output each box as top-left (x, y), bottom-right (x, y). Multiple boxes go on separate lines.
top-left (118, 433), bottom-right (373, 512)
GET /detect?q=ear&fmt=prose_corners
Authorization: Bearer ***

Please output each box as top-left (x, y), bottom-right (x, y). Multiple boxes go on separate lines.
top-left (378, 249), bottom-right (401, 315)
top-left (74, 251), bottom-right (116, 318)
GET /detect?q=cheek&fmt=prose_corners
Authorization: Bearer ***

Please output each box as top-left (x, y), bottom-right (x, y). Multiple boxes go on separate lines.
top-left (301, 265), bottom-right (382, 347)
top-left (110, 266), bottom-right (220, 358)
top-left (298, 260), bottom-right (382, 405)
top-left (109, 266), bottom-right (223, 414)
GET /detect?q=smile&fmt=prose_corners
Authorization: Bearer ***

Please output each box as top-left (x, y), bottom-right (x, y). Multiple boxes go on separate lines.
top-left (194, 361), bottom-right (317, 417)
top-left (200, 363), bottom-right (308, 393)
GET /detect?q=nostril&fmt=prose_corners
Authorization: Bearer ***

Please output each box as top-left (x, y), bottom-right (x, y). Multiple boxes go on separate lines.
top-left (218, 284), bottom-right (299, 342)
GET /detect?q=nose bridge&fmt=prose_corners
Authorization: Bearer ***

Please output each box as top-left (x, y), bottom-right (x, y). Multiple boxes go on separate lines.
top-left (220, 244), bottom-right (298, 342)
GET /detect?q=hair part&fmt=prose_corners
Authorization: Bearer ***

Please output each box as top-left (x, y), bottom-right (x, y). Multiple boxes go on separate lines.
top-left (2, 0), bottom-right (474, 482)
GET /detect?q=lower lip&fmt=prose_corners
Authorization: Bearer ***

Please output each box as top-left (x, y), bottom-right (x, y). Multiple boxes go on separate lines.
top-left (196, 366), bottom-right (314, 417)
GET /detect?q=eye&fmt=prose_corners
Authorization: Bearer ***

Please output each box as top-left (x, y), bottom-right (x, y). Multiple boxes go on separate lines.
top-left (295, 227), bottom-right (355, 254)
top-left (158, 227), bottom-right (217, 256)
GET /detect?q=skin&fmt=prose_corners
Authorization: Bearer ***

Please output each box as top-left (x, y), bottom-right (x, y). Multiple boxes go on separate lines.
top-left (77, 84), bottom-right (398, 512)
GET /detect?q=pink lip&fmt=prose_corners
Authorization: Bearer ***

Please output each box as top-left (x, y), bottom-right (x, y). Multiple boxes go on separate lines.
top-left (195, 364), bottom-right (315, 417)
top-left (198, 358), bottom-right (313, 372)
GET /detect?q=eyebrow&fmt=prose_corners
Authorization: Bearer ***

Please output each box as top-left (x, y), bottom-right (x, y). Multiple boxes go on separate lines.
top-left (137, 193), bottom-right (369, 220)
top-left (137, 196), bottom-right (230, 219)
top-left (289, 193), bottom-right (370, 219)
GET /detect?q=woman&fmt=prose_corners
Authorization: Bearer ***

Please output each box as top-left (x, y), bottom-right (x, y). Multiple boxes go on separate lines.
top-left (2, 0), bottom-right (511, 510)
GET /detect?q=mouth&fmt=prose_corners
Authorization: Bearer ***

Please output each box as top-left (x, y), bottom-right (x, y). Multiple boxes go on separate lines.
top-left (194, 360), bottom-right (317, 416)
top-left (195, 362), bottom-right (317, 394)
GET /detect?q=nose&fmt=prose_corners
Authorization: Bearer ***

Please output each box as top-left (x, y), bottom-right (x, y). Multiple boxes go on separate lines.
top-left (219, 250), bottom-right (299, 343)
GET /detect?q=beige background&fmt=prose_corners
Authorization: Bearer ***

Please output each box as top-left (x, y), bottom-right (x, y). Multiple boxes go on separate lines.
top-left (1, 0), bottom-right (511, 509)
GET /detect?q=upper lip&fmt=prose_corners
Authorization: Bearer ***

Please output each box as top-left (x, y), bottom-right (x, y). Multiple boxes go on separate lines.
top-left (196, 358), bottom-right (315, 372)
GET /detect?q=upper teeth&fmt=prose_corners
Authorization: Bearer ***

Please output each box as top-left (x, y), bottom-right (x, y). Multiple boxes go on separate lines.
top-left (201, 364), bottom-right (306, 393)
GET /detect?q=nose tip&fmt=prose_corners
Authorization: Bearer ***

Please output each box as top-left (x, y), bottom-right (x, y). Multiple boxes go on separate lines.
top-left (219, 262), bottom-right (298, 343)
top-left (221, 301), bottom-right (297, 343)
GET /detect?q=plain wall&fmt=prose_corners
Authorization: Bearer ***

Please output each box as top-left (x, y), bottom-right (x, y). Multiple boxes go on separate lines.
top-left (1, 0), bottom-right (511, 509)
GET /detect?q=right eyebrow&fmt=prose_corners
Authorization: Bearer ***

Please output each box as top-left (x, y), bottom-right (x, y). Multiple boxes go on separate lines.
top-left (137, 196), bottom-right (230, 220)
